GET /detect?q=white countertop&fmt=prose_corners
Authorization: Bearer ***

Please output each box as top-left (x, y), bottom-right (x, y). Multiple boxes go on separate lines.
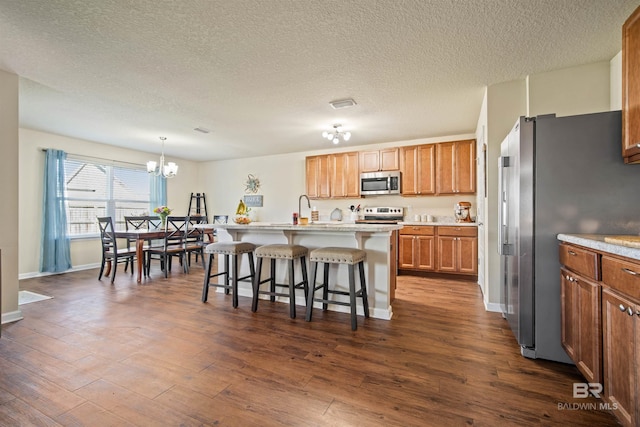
top-left (557, 233), bottom-right (640, 261)
top-left (199, 221), bottom-right (403, 232)
top-left (400, 221), bottom-right (477, 227)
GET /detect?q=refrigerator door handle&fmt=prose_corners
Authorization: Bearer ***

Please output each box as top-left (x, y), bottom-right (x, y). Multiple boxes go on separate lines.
top-left (498, 156), bottom-right (508, 255)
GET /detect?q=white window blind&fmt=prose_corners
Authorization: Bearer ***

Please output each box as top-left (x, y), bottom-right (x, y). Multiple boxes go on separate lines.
top-left (63, 157), bottom-right (151, 237)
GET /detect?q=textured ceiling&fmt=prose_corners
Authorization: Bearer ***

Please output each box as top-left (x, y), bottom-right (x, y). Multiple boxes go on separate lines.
top-left (0, 0), bottom-right (638, 161)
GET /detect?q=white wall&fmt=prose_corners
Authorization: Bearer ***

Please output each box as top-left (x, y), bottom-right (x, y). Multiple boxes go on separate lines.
top-left (0, 69), bottom-right (19, 324)
top-left (610, 51), bottom-right (623, 110)
top-left (200, 134), bottom-right (476, 225)
top-left (19, 129), bottom-right (201, 276)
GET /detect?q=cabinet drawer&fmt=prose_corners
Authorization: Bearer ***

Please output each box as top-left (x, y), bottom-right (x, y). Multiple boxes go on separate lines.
top-left (602, 255), bottom-right (640, 301)
top-left (436, 226), bottom-right (477, 237)
top-left (399, 225), bottom-right (435, 236)
top-left (559, 243), bottom-right (599, 280)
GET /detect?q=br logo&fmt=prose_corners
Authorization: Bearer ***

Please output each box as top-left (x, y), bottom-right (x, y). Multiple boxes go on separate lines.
top-left (573, 383), bottom-right (603, 398)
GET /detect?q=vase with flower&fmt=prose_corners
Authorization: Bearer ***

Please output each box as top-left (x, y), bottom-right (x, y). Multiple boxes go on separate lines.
top-left (153, 206), bottom-right (172, 227)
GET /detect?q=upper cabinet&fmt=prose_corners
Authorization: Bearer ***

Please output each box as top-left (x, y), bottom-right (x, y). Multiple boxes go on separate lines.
top-left (400, 144), bottom-right (436, 196)
top-left (623, 5), bottom-right (640, 164)
top-left (306, 152), bottom-right (360, 200)
top-left (330, 152), bottom-right (360, 198)
top-left (435, 139), bottom-right (476, 194)
top-left (360, 148), bottom-right (399, 172)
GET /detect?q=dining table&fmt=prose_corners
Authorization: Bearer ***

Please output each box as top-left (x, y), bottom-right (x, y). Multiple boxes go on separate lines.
top-left (114, 228), bottom-right (214, 282)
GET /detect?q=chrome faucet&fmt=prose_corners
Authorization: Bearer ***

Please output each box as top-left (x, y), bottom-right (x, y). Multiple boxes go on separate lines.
top-left (298, 194), bottom-right (310, 220)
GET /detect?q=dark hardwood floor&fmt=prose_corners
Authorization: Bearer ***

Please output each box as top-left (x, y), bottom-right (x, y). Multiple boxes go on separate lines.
top-left (0, 262), bottom-right (618, 426)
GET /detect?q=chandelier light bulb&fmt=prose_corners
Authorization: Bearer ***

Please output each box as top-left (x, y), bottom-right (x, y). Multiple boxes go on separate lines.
top-left (321, 124), bottom-right (352, 145)
top-left (343, 131), bottom-right (351, 141)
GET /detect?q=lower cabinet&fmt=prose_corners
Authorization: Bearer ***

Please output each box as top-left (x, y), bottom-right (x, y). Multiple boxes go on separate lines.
top-left (560, 267), bottom-right (602, 385)
top-left (559, 242), bottom-right (640, 427)
top-left (399, 226), bottom-right (435, 271)
top-left (436, 226), bottom-right (477, 275)
top-left (399, 225), bottom-right (477, 276)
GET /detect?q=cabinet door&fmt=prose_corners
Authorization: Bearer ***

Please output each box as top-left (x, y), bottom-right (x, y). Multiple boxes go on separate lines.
top-left (317, 155), bottom-right (331, 199)
top-left (380, 148), bottom-right (399, 171)
top-left (360, 150), bottom-right (381, 172)
top-left (305, 156), bottom-right (319, 198)
top-left (436, 142), bottom-right (456, 194)
top-left (416, 236), bottom-right (435, 270)
top-left (400, 146), bottom-right (418, 195)
top-left (623, 5), bottom-right (640, 163)
top-left (398, 235), bottom-right (417, 269)
top-left (437, 236), bottom-right (456, 272)
top-left (560, 269), bottom-right (578, 361)
top-left (457, 236), bottom-right (477, 275)
top-left (602, 288), bottom-right (636, 427)
top-left (456, 140), bottom-right (476, 194)
top-left (576, 276), bottom-right (602, 385)
top-left (417, 144), bottom-right (436, 195)
top-left (330, 154), bottom-right (346, 197)
top-left (344, 152), bottom-right (360, 197)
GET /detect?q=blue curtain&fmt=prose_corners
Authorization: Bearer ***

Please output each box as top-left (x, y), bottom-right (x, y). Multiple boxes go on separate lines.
top-left (40, 149), bottom-right (72, 273)
top-left (150, 174), bottom-right (167, 213)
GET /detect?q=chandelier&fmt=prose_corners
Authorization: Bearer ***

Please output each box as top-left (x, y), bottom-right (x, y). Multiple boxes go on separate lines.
top-left (147, 137), bottom-right (178, 178)
top-left (322, 124), bottom-right (351, 144)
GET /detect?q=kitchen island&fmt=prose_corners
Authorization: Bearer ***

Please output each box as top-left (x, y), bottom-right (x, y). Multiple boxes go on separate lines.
top-left (201, 222), bottom-right (403, 320)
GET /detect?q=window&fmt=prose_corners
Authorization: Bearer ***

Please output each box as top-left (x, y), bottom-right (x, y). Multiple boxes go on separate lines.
top-left (64, 157), bottom-right (151, 237)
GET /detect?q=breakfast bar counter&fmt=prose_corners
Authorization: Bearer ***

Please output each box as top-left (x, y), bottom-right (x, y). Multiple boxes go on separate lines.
top-left (199, 222), bottom-right (403, 320)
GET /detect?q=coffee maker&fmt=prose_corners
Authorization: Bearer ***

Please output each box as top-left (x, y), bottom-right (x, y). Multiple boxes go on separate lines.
top-left (454, 201), bottom-right (473, 223)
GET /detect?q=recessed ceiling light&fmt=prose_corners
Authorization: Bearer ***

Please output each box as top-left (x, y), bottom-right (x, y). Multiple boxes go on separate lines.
top-left (194, 127), bottom-right (210, 134)
top-left (329, 98), bottom-right (357, 110)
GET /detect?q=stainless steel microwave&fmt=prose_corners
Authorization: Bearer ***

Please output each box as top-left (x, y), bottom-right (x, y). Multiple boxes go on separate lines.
top-left (360, 171), bottom-right (401, 195)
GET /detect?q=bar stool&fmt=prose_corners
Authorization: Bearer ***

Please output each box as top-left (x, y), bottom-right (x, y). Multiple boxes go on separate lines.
top-left (202, 241), bottom-right (256, 308)
top-left (305, 247), bottom-right (369, 330)
top-left (252, 244), bottom-right (309, 318)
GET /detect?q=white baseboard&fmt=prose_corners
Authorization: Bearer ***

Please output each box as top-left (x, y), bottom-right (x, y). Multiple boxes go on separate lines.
top-left (484, 300), bottom-right (502, 313)
top-left (19, 263), bottom-right (100, 280)
top-left (1, 310), bottom-right (24, 325)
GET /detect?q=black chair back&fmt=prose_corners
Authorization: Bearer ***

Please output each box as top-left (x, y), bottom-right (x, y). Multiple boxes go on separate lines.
top-left (164, 216), bottom-right (189, 250)
top-left (97, 216), bottom-right (117, 254)
top-left (125, 215), bottom-right (162, 231)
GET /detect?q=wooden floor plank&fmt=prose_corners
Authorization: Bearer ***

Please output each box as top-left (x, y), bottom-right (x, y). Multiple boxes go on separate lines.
top-left (0, 266), bottom-right (618, 425)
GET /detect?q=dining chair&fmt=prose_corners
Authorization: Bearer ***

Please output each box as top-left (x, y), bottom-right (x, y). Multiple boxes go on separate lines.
top-left (186, 215), bottom-right (207, 266)
top-left (97, 216), bottom-right (137, 283)
top-left (212, 214), bottom-right (229, 241)
top-left (124, 215), bottom-right (162, 276)
top-left (146, 216), bottom-right (190, 278)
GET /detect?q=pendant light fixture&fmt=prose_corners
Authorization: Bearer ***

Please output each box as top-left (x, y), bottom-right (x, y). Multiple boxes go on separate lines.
top-left (147, 137), bottom-right (178, 178)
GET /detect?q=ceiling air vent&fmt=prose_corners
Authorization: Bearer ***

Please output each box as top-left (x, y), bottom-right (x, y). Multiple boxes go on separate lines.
top-left (194, 127), bottom-right (210, 134)
top-left (329, 98), bottom-right (357, 110)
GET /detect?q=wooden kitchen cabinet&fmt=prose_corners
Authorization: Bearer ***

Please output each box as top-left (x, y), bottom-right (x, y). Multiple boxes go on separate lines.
top-left (602, 287), bottom-right (638, 427)
top-left (330, 151), bottom-right (360, 198)
top-left (623, 5), bottom-right (640, 164)
top-left (560, 266), bottom-right (602, 386)
top-left (435, 139), bottom-right (476, 194)
top-left (601, 255), bottom-right (640, 427)
top-left (398, 226), bottom-right (436, 271)
top-left (306, 155), bottom-right (331, 199)
top-left (400, 144), bottom-right (436, 195)
top-left (436, 226), bottom-right (477, 275)
top-left (360, 148), bottom-right (399, 172)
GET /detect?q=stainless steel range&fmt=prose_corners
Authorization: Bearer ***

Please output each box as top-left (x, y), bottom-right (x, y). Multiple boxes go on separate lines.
top-left (356, 206), bottom-right (404, 224)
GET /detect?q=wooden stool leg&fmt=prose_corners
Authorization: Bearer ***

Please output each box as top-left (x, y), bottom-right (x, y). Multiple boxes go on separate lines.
top-left (269, 258), bottom-right (276, 302)
top-left (300, 256), bottom-right (309, 302)
top-left (322, 262), bottom-right (329, 311)
top-left (231, 254), bottom-right (239, 308)
top-left (202, 253), bottom-right (214, 302)
top-left (288, 259), bottom-right (296, 318)
top-left (348, 264), bottom-right (357, 331)
top-left (306, 261), bottom-right (318, 321)
top-left (252, 257), bottom-right (263, 312)
top-left (359, 261), bottom-right (369, 318)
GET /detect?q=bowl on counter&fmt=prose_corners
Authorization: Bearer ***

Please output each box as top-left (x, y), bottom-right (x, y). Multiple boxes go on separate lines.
top-left (233, 215), bottom-right (252, 224)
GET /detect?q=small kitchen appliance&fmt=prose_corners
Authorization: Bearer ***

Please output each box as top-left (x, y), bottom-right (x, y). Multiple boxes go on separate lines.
top-left (355, 206), bottom-right (404, 224)
top-left (454, 202), bottom-right (472, 223)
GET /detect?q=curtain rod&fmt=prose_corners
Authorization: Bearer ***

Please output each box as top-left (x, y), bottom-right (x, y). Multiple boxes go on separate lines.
top-left (40, 148), bottom-right (145, 169)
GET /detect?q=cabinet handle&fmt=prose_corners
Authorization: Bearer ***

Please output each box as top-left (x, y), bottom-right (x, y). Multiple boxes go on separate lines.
top-left (619, 304), bottom-right (626, 312)
top-left (628, 307), bottom-right (634, 316)
top-left (567, 250), bottom-right (577, 256)
top-left (621, 267), bottom-right (638, 276)
top-left (636, 143), bottom-right (640, 148)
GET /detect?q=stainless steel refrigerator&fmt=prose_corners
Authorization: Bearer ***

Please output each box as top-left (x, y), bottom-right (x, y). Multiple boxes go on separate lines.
top-left (498, 111), bottom-right (640, 363)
